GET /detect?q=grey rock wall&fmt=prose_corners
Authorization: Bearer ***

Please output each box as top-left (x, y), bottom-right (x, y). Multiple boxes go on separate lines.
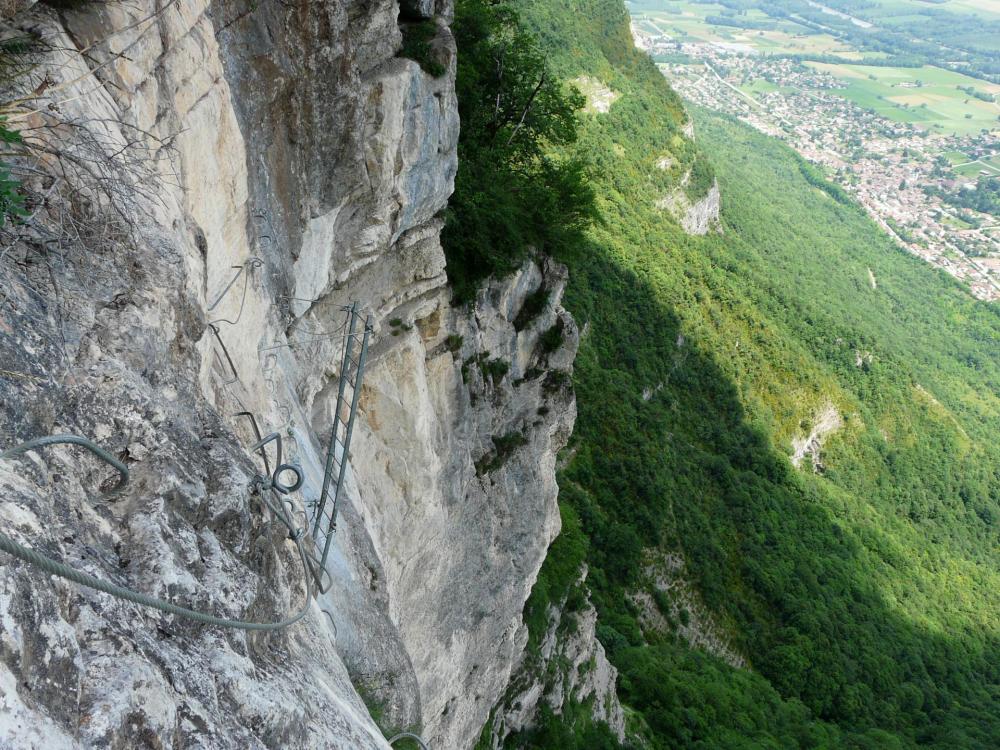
top-left (0, 1), bottom-right (583, 748)
top-left (488, 568), bottom-right (626, 748)
top-left (657, 177), bottom-right (722, 236)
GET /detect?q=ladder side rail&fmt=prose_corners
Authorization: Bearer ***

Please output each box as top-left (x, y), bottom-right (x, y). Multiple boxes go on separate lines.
top-left (313, 303), bottom-right (359, 536)
top-left (318, 316), bottom-right (372, 569)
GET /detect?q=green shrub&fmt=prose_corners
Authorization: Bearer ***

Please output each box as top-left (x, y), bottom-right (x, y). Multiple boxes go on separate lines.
top-left (539, 319), bottom-right (564, 353)
top-left (543, 369), bottom-right (570, 393)
top-left (683, 154), bottom-right (715, 201)
top-left (399, 20), bottom-right (446, 78)
top-left (479, 356), bottom-right (509, 383)
top-left (0, 160), bottom-right (25, 226)
top-left (0, 120), bottom-right (24, 226)
top-left (651, 588), bottom-right (671, 616)
top-left (475, 431), bottom-right (528, 475)
top-left (514, 286), bottom-right (549, 330)
top-left (462, 352), bottom-right (511, 385)
top-left (524, 502), bottom-right (589, 649)
top-left (442, 0), bottom-right (597, 302)
top-left (388, 317), bottom-right (411, 336)
top-left (503, 702), bottom-right (622, 750)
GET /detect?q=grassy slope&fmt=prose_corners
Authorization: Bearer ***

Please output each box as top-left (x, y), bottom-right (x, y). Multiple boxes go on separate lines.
top-left (507, 0), bottom-right (1000, 747)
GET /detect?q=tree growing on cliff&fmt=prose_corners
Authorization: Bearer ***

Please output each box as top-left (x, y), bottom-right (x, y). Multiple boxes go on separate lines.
top-left (443, 0), bottom-right (597, 302)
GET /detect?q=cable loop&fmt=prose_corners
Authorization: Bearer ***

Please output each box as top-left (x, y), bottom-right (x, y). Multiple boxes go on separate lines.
top-left (206, 256), bottom-right (264, 327)
top-left (272, 463), bottom-right (304, 494)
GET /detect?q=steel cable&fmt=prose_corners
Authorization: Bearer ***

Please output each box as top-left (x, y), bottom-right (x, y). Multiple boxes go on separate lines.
top-left (0, 435), bottom-right (315, 630)
top-left (387, 732), bottom-right (430, 749)
top-left (207, 257), bottom-right (263, 327)
top-left (0, 434), bottom-right (129, 495)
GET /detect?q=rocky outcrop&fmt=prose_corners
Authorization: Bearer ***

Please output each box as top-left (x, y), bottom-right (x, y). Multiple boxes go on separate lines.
top-left (351, 258), bottom-right (579, 747)
top-left (0, 1), bottom-right (577, 748)
top-left (633, 552), bottom-right (746, 669)
top-left (791, 402), bottom-right (843, 473)
top-left (0, 0), bottom-right (428, 744)
top-left (655, 112), bottom-right (721, 236)
top-left (488, 569), bottom-right (626, 747)
top-left (573, 76), bottom-right (619, 114)
top-left (658, 177), bottom-right (722, 236)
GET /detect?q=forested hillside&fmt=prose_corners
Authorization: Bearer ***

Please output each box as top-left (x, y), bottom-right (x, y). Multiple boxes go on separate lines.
top-left (447, 0), bottom-right (1000, 747)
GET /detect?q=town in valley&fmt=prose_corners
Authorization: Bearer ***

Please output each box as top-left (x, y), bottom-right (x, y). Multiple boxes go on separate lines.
top-left (629, 1), bottom-right (1000, 300)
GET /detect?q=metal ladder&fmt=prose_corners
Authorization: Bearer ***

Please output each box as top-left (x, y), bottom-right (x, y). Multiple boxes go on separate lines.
top-left (308, 302), bottom-right (373, 590)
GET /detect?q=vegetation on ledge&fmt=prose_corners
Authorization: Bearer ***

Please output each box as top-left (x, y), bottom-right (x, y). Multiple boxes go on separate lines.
top-left (399, 20), bottom-right (447, 78)
top-left (442, 0), bottom-right (597, 303)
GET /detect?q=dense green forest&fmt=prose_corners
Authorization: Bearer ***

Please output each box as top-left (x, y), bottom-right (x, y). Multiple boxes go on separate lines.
top-left (447, 0), bottom-right (1000, 747)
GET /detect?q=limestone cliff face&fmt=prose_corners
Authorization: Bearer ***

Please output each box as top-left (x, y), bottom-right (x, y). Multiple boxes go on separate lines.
top-left (653, 117), bottom-right (721, 236)
top-left (488, 568), bottom-right (626, 747)
top-left (657, 177), bottom-right (722, 236)
top-left (352, 258), bottom-right (578, 747)
top-left (0, 1), bottom-right (578, 748)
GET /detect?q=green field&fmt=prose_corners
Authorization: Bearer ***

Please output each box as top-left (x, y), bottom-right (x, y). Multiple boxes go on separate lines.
top-left (808, 63), bottom-right (1000, 135)
top-left (739, 78), bottom-right (795, 96)
top-left (953, 159), bottom-right (1000, 178)
top-left (936, 0), bottom-right (1000, 18)
top-left (941, 213), bottom-right (975, 230)
top-left (857, 0), bottom-right (1000, 24)
top-left (630, 0), bottom-right (1000, 82)
top-left (781, 0), bottom-right (1000, 55)
top-left (628, 0), bottom-right (863, 57)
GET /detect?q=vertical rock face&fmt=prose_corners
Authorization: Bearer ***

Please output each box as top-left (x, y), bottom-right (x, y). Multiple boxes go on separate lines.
top-left (352, 258), bottom-right (578, 747)
top-left (681, 179), bottom-right (722, 235)
top-left (0, 2), bottom-right (579, 749)
top-left (489, 569), bottom-right (626, 748)
top-left (657, 177), bottom-right (722, 236)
